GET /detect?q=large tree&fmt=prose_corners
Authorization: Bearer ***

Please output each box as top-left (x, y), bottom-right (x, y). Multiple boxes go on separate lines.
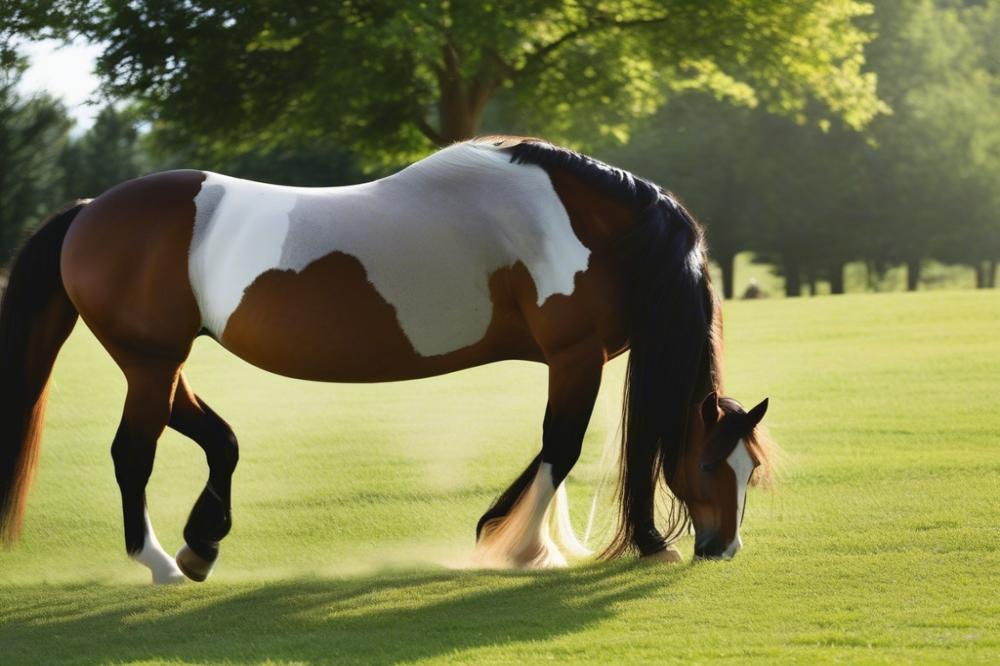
top-left (862, 0), bottom-right (1000, 290)
top-left (609, 93), bottom-right (874, 298)
top-left (21, 1), bottom-right (884, 167)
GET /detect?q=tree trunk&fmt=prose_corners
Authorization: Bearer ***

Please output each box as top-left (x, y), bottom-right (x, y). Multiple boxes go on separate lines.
top-left (987, 259), bottom-right (997, 288)
top-left (427, 43), bottom-right (498, 145)
top-left (437, 82), bottom-right (481, 143)
top-left (905, 259), bottom-right (921, 292)
top-left (829, 263), bottom-right (845, 294)
top-left (784, 260), bottom-right (801, 298)
top-left (718, 250), bottom-right (736, 300)
top-left (975, 262), bottom-right (987, 289)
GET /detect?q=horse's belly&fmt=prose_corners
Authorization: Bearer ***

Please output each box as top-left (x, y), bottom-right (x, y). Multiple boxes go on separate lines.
top-left (217, 250), bottom-right (537, 382)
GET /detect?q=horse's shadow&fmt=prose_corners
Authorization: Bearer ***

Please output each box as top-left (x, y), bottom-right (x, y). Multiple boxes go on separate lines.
top-left (3, 561), bottom-right (688, 664)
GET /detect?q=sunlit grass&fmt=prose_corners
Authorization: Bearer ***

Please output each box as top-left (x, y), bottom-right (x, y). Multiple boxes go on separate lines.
top-left (1, 290), bottom-right (998, 663)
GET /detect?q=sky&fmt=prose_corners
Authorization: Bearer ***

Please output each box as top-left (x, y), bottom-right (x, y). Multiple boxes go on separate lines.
top-left (18, 39), bottom-right (103, 132)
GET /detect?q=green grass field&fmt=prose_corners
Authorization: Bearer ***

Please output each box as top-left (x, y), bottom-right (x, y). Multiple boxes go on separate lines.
top-left (1, 290), bottom-right (998, 664)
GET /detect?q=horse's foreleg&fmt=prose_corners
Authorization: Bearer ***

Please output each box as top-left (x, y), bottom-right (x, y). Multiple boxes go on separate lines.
top-left (111, 359), bottom-right (185, 584)
top-left (474, 339), bottom-right (602, 568)
top-left (538, 341), bottom-right (602, 560)
top-left (168, 373), bottom-right (238, 582)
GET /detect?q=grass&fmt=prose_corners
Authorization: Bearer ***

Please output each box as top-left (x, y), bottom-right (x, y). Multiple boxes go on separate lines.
top-left (1, 289), bottom-right (999, 664)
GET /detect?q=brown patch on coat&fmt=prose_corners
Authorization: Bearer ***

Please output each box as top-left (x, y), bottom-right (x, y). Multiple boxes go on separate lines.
top-left (220, 252), bottom-right (545, 382)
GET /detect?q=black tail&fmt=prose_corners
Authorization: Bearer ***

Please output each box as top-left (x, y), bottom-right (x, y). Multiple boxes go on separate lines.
top-left (0, 202), bottom-right (86, 547)
top-left (602, 194), bottom-right (722, 558)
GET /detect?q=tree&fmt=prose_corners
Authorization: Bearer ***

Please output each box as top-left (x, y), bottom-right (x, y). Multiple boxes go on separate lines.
top-left (606, 94), bottom-right (766, 299)
top-left (862, 0), bottom-right (1000, 290)
top-left (21, 1), bottom-right (884, 168)
top-left (610, 93), bottom-right (874, 298)
top-left (144, 132), bottom-right (365, 188)
top-left (59, 105), bottom-right (146, 200)
top-left (619, 0), bottom-right (1000, 298)
top-left (0, 64), bottom-right (72, 264)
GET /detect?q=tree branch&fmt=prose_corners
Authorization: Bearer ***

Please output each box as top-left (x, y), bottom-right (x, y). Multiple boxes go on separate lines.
top-left (516, 15), bottom-right (671, 79)
top-left (414, 114), bottom-right (444, 146)
top-left (484, 48), bottom-right (517, 81)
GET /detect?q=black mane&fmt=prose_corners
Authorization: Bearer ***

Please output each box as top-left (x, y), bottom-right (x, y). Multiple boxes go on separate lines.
top-left (499, 138), bottom-right (665, 212)
top-left (486, 137), bottom-right (723, 558)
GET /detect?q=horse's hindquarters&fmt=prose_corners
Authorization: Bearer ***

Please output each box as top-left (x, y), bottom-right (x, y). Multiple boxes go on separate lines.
top-left (61, 171), bottom-right (205, 362)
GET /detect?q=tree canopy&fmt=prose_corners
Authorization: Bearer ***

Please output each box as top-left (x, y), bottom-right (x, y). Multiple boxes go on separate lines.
top-left (611, 0), bottom-right (1000, 297)
top-left (21, 1), bottom-right (885, 168)
top-left (5, 1), bottom-right (999, 294)
top-left (0, 64), bottom-right (72, 262)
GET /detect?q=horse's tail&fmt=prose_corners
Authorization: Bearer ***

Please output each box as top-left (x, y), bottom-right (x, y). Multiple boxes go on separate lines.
top-left (0, 201), bottom-right (86, 547)
top-left (601, 193), bottom-right (722, 558)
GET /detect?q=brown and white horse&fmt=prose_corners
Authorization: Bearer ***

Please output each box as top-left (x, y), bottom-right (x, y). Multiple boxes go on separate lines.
top-left (0, 137), bottom-right (773, 584)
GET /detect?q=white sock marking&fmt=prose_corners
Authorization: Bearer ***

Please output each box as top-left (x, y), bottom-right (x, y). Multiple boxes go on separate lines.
top-left (133, 511), bottom-right (184, 584)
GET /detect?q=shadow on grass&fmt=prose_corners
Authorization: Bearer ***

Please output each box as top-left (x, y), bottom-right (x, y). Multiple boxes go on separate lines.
top-left (2, 561), bottom-right (688, 664)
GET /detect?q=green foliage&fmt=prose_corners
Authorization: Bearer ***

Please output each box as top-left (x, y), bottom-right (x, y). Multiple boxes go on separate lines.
top-left (17, 0), bottom-right (884, 169)
top-left (611, 0), bottom-right (1000, 297)
top-left (145, 134), bottom-right (365, 188)
top-left (59, 105), bottom-right (146, 199)
top-left (6, 1), bottom-right (998, 293)
top-left (0, 63), bottom-right (72, 263)
top-left (1, 290), bottom-right (998, 661)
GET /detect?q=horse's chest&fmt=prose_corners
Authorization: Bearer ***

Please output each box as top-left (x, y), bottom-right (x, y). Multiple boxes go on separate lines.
top-left (188, 170), bottom-right (589, 358)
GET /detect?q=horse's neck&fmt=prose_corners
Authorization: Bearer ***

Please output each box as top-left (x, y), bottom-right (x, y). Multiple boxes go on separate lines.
top-left (543, 168), bottom-right (642, 251)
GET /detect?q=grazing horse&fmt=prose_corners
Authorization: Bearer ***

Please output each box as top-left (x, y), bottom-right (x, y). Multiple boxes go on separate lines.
top-left (0, 137), bottom-right (773, 584)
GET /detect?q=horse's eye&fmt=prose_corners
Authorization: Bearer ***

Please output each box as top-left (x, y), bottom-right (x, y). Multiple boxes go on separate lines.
top-left (700, 461), bottom-right (719, 473)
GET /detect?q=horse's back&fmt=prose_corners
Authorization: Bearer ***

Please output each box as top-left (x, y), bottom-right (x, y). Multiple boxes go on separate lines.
top-left (60, 143), bottom-right (592, 380)
top-left (192, 143), bottom-right (589, 379)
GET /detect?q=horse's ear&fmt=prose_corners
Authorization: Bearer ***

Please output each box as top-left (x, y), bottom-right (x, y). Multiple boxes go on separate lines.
top-left (746, 398), bottom-right (769, 429)
top-left (701, 391), bottom-right (720, 427)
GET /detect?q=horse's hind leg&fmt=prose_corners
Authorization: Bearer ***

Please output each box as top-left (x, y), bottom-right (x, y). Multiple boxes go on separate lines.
top-left (111, 357), bottom-right (185, 584)
top-left (167, 373), bottom-right (239, 582)
top-left (475, 340), bottom-right (602, 567)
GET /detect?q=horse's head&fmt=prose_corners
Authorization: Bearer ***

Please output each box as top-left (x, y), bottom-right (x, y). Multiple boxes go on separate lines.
top-left (667, 392), bottom-right (772, 560)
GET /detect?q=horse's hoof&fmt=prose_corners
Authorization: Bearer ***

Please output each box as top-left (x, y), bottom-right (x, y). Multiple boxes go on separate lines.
top-left (175, 544), bottom-right (217, 582)
top-left (641, 545), bottom-right (683, 564)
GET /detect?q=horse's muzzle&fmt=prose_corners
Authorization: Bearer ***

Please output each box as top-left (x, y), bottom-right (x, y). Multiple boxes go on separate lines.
top-left (694, 532), bottom-right (736, 560)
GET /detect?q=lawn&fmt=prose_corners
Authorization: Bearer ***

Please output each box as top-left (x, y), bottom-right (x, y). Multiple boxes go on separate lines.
top-left (1, 290), bottom-right (998, 664)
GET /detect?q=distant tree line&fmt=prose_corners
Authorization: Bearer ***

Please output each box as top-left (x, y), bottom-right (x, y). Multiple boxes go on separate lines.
top-left (2, 0), bottom-right (998, 297)
top-left (613, 0), bottom-right (1000, 297)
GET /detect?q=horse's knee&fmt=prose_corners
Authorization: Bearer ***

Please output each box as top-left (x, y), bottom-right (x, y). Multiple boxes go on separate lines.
top-left (210, 426), bottom-right (239, 476)
top-left (544, 443), bottom-right (581, 485)
top-left (110, 424), bottom-right (155, 490)
top-left (541, 416), bottom-right (583, 484)
top-left (199, 416), bottom-right (239, 477)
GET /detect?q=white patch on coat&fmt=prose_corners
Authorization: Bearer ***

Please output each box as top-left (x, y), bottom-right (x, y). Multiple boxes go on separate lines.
top-left (473, 462), bottom-right (589, 568)
top-left (722, 439), bottom-right (755, 559)
top-left (133, 511), bottom-right (184, 584)
top-left (189, 142), bottom-right (590, 356)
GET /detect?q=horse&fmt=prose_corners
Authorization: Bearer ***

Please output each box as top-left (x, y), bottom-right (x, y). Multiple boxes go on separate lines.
top-left (0, 136), bottom-right (774, 584)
